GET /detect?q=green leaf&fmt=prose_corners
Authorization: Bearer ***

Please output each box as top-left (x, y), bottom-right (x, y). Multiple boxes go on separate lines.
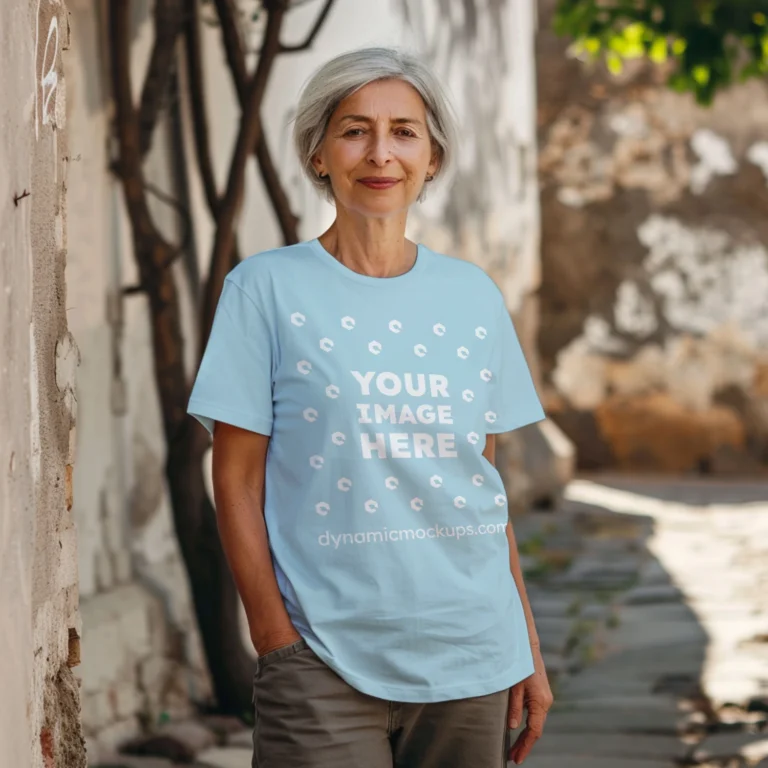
top-left (623, 40), bottom-right (645, 58)
top-left (584, 36), bottom-right (601, 54)
top-left (606, 51), bottom-right (624, 74)
top-left (667, 71), bottom-right (690, 93)
top-left (552, 0), bottom-right (767, 106)
top-left (692, 64), bottom-right (711, 85)
top-left (609, 34), bottom-right (628, 55)
top-left (649, 36), bottom-right (668, 63)
top-left (623, 22), bottom-right (645, 42)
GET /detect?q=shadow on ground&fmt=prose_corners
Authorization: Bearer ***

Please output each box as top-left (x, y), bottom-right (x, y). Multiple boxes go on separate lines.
top-left (514, 474), bottom-right (768, 768)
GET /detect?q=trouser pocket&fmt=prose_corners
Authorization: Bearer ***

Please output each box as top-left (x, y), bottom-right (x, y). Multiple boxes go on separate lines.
top-left (255, 638), bottom-right (308, 678)
top-left (252, 644), bottom-right (390, 768)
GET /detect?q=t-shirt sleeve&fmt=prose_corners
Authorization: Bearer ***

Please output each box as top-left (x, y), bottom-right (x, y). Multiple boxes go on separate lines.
top-left (187, 278), bottom-right (274, 437)
top-left (487, 301), bottom-right (546, 434)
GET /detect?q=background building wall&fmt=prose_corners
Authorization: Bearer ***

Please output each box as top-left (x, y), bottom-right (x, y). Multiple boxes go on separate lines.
top-left (0, 1), bottom-right (86, 767)
top-left (537, 0), bottom-right (768, 475)
top-left (64, 0), bottom-right (552, 754)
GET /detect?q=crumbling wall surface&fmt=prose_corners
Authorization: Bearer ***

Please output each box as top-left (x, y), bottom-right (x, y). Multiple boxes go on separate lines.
top-left (0, 1), bottom-right (86, 767)
top-left (537, 0), bottom-right (768, 474)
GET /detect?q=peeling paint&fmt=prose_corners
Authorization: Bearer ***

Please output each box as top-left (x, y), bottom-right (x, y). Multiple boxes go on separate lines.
top-left (689, 129), bottom-right (737, 194)
top-left (55, 332), bottom-right (80, 421)
top-left (614, 280), bottom-right (658, 338)
top-left (747, 141), bottom-right (768, 185)
top-left (638, 215), bottom-right (768, 345)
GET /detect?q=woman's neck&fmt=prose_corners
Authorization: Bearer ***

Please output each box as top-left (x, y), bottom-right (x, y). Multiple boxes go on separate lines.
top-left (318, 213), bottom-right (417, 279)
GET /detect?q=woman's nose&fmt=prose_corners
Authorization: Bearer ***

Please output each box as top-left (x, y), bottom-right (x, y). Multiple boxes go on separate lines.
top-left (366, 133), bottom-right (393, 166)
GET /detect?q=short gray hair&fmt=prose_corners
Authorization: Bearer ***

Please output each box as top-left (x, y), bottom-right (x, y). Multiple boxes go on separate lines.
top-left (293, 47), bottom-right (459, 201)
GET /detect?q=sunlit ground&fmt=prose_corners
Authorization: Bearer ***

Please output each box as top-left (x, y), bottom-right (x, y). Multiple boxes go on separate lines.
top-left (566, 477), bottom-right (768, 710)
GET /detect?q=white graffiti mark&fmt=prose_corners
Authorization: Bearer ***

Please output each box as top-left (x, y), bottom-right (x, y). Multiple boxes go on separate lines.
top-left (35, 5), bottom-right (60, 139)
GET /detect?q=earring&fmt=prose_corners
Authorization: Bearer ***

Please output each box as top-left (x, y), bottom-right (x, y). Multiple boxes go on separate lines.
top-left (426, 174), bottom-right (434, 182)
top-left (318, 171), bottom-right (327, 179)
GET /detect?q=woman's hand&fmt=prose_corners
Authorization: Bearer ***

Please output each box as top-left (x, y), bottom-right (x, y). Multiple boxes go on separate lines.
top-left (507, 645), bottom-right (554, 764)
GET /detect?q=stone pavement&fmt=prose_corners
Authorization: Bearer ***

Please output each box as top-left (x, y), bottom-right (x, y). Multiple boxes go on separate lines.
top-left (91, 475), bottom-right (768, 768)
top-left (516, 475), bottom-right (768, 768)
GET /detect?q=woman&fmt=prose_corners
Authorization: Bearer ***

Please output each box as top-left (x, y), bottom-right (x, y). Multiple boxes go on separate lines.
top-left (188, 47), bottom-right (552, 768)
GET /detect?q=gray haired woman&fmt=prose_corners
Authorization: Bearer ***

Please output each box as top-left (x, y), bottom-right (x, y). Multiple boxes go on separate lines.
top-left (188, 47), bottom-right (552, 768)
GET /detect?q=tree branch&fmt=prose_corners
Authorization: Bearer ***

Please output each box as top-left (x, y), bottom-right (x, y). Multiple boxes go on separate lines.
top-left (109, 0), bottom-right (188, 437)
top-left (214, 0), bottom-right (301, 245)
top-left (212, 0), bottom-right (248, 103)
top-left (255, 132), bottom-right (300, 244)
top-left (139, 0), bottom-right (186, 157)
top-left (110, 0), bottom-right (169, 251)
top-left (201, 2), bottom-right (288, 343)
top-left (280, 0), bottom-right (336, 53)
top-left (183, 0), bottom-right (221, 214)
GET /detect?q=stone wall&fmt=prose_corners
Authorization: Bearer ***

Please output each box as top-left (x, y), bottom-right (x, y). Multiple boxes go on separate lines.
top-left (536, 0), bottom-right (768, 474)
top-left (0, 1), bottom-right (86, 767)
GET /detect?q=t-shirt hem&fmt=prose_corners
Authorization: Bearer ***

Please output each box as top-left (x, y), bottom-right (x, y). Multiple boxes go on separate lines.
top-left (486, 408), bottom-right (547, 435)
top-left (187, 399), bottom-right (273, 437)
top-left (303, 642), bottom-right (535, 703)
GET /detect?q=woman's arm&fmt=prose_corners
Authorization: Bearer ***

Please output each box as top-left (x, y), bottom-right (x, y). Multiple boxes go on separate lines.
top-left (212, 421), bottom-right (301, 655)
top-left (482, 434), bottom-right (540, 649)
top-left (484, 433), bottom-right (552, 764)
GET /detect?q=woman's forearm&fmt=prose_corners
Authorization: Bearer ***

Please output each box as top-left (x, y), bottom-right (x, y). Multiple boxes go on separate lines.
top-left (214, 481), bottom-right (299, 653)
top-left (506, 523), bottom-right (541, 649)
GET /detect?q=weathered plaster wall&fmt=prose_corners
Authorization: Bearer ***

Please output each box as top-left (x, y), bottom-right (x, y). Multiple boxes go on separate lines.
top-left (65, 0), bottom-right (564, 756)
top-left (64, 1), bottom-right (213, 758)
top-left (0, 1), bottom-right (86, 767)
top-left (537, 0), bottom-right (768, 474)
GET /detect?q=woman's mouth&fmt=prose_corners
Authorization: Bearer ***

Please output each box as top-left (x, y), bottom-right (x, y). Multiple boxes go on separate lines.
top-left (358, 177), bottom-right (400, 190)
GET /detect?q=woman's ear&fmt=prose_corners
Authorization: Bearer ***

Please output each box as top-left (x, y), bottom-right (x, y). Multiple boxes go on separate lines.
top-left (427, 145), bottom-right (441, 178)
top-left (312, 154), bottom-right (326, 177)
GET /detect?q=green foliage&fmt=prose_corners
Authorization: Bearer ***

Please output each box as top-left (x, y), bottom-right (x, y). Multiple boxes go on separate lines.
top-left (553, 0), bottom-right (768, 104)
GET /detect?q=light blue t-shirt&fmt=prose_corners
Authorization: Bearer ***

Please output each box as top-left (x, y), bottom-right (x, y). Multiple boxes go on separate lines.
top-left (188, 239), bottom-right (545, 703)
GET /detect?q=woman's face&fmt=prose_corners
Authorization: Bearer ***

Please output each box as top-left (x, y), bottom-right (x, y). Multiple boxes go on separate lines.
top-left (313, 79), bottom-right (439, 218)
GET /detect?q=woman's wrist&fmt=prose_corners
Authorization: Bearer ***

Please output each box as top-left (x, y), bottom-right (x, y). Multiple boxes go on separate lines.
top-left (252, 627), bottom-right (302, 656)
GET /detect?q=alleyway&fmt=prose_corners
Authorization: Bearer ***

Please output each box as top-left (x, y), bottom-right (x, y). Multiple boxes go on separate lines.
top-left (518, 476), bottom-right (768, 768)
top-left (92, 476), bottom-right (768, 767)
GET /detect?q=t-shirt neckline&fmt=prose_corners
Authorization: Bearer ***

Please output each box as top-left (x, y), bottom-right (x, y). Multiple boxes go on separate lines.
top-left (308, 238), bottom-right (427, 287)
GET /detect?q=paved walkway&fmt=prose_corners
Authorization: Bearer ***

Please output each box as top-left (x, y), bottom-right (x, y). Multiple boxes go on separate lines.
top-left (94, 476), bottom-right (768, 767)
top-left (516, 475), bottom-right (768, 768)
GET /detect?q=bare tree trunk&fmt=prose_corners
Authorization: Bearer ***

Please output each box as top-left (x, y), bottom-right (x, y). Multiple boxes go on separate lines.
top-left (167, 421), bottom-right (253, 713)
top-left (109, 0), bottom-right (253, 714)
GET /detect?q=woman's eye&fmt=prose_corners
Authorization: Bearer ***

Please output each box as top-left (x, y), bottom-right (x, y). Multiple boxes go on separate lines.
top-left (344, 128), bottom-right (365, 137)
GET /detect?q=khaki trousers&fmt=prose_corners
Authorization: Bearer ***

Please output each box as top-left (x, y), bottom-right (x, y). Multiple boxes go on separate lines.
top-left (251, 639), bottom-right (510, 768)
